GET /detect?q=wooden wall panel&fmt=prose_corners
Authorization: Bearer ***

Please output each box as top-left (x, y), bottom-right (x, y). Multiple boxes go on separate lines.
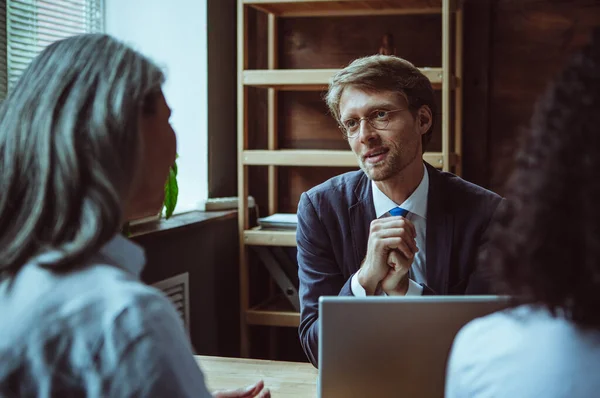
top-left (278, 91), bottom-right (344, 150)
top-left (279, 14), bottom-right (442, 68)
top-left (278, 166), bottom-right (358, 213)
top-left (207, 0), bottom-right (237, 198)
top-left (246, 8), bottom-right (270, 214)
top-left (487, 0), bottom-right (600, 193)
top-left (247, 7), bottom-right (268, 69)
top-left (461, 0), bottom-right (492, 188)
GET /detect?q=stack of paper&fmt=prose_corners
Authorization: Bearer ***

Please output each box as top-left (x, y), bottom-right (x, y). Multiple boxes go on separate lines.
top-left (257, 213), bottom-right (298, 230)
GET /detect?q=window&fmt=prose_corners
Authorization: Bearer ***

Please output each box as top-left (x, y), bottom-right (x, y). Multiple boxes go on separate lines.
top-left (106, 0), bottom-right (209, 215)
top-left (2, 0), bottom-right (103, 95)
top-left (0, 3), bottom-right (7, 100)
top-left (1, 0), bottom-right (212, 215)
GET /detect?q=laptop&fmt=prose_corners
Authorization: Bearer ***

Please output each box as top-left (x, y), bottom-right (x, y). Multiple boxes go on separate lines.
top-left (318, 296), bottom-right (509, 398)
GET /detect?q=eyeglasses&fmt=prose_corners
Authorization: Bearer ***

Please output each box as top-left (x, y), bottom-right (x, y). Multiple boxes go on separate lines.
top-left (339, 109), bottom-right (405, 139)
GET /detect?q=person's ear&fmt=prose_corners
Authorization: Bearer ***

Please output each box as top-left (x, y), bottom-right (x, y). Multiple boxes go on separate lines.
top-left (416, 105), bottom-right (433, 136)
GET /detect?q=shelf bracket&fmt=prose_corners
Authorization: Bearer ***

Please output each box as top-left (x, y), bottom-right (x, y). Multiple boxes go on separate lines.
top-left (251, 246), bottom-right (300, 312)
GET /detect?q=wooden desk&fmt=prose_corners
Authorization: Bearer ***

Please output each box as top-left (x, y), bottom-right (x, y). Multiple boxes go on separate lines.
top-left (195, 355), bottom-right (318, 397)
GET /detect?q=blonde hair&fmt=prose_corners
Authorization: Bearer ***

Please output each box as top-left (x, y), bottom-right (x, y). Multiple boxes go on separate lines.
top-left (325, 54), bottom-right (436, 148)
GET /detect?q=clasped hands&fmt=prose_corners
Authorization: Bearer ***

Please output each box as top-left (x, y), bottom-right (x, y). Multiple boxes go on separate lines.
top-left (357, 215), bottom-right (418, 296)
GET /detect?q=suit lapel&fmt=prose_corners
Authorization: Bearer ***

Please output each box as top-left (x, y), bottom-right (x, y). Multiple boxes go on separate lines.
top-left (425, 163), bottom-right (453, 294)
top-left (349, 173), bottom-right (376, 272)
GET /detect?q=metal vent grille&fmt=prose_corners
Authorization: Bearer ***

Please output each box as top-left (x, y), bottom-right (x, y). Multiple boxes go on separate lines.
top-left (152, 272), bottom-right (190, 336)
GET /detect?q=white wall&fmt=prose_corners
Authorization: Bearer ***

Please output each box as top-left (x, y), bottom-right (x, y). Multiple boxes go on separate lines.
top-left (106, 0), bottom-right (208, 214)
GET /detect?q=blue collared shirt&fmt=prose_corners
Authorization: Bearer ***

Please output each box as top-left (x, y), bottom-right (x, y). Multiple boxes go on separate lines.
top-left (0, 235), bottom-right (211, 397)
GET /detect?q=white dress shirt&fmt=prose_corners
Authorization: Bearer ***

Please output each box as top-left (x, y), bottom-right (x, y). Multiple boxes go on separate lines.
top-left (446, 305), bottom-right (600, 398)
top-left (351, 164), bottom-right (429, 296)
top-left (0, 235), bottom-right (211, 397)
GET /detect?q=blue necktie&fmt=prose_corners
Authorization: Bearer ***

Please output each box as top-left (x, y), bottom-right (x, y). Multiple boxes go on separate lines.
top-left (388, 206), bottom-right (413, 279)
top-left (389, 207), bottom-right (409, 217)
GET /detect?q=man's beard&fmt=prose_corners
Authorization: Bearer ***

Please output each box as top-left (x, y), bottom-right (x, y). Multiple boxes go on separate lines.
top-left (360, 140), bottom-right (419, 181)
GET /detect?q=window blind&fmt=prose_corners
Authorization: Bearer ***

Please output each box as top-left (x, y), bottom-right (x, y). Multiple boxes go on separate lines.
top-left (6, 0), bottom-right (103, 92)
top-left (0, 2), bottom-right (7, 101)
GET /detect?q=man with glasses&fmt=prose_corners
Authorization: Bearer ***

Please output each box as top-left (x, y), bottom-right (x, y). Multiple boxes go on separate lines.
top-left (296, 55), bottom-right (503, 367)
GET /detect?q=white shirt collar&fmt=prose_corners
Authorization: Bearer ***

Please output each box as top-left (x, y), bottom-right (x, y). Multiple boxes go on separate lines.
top-left (371, 164), bottom-right (429, 219)
top-left (98, 234), bottom-right (146, 277)
top-left (32, 234), bottom-right (146, 277)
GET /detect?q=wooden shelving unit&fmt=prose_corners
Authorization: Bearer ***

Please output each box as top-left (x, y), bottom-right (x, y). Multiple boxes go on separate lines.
top-left (246, 295), bottom-right (300, 327)
top-left (243, 68), bottom-right (445, 90)
top-left (244, 228), bottom-right (297, 247)
top-left (242, 149), bottom-right (451, 167)
top-left (238, 0), bottom-right (463, 357)
top-left (244, 0), bottom-right (455, 17)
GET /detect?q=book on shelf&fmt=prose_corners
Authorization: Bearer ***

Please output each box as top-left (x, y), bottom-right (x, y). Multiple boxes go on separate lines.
top-left (257, 213), bottom-right (298, 230)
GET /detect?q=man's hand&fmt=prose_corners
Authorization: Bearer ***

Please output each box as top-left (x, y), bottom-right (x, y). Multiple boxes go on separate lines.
top-left (357, 216), bottom-right (418, 295)
top-left (214, 380), bottom-right (271, 398)
top-left (381, 250), bottom-right (412, 295)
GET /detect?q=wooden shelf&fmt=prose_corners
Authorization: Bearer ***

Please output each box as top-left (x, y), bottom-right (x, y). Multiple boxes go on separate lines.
top-left (243, 68), bottom-right (444, 90)
top-left (244, 0), bottom-right (454, 17)
top-left (238, 0), bottom-right (464, 357)
top-left (246, 295), bottom-right (300, 327)
top-left (244, 227), bottom-right (297, 246)
top-left (242, 149), bottom-right (451, 168)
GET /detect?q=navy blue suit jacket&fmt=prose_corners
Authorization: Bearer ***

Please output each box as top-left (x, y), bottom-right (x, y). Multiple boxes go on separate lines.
top-left (296, 163), bottom-right (503, 367)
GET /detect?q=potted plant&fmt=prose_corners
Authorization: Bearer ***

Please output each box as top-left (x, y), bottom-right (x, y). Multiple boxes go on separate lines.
top-left (122, 159), bottom-right (178, 236)
top-left (162, 158), bottom-right (179, 219)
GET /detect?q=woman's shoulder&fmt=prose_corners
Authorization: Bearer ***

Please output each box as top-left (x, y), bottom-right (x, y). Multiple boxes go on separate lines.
top-left (47, 260), bottom-right (177, 338)
top-left (454, 305), bottom-right (547, 344)
top-left (79, 262), bottom-right (172, 314)
top-left (69, 264), bottom-right (184, 351)
top-left (450, 303), bottom-right (600, 368)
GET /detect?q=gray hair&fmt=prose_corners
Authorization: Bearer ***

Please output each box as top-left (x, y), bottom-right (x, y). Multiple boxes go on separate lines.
top-left (0, 34), bottom-right (165, 276)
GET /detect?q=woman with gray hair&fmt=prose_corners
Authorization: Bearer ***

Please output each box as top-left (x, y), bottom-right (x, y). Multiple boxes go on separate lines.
top-left (0, 34), bottom-right (269, 398)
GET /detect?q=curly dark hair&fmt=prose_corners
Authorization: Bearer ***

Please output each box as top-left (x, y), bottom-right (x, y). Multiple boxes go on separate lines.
top-left (481, 29), bottom-right (600, 329)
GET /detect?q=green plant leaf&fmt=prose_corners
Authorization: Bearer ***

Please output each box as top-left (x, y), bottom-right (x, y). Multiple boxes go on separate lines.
top-left (163, 160), bottom-right (179, 219)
